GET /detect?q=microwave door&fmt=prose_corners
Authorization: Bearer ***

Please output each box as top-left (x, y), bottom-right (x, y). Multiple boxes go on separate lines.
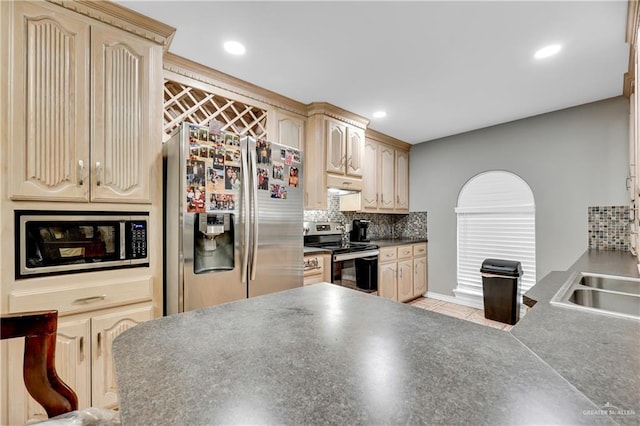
top-left (17, 212), bottom-right (149, 278)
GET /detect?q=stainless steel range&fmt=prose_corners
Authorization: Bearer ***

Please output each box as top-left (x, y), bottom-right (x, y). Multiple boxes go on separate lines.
top-left (304, 222), bottom-right (379, 292)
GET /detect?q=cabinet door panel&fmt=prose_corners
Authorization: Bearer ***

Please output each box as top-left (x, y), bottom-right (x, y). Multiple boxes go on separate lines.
top-left (91, 25), bottom-right (161, 203)
top-left (326, 120), bottom-right (346, 174)
top-left (278, 115), bottom-right (304, 149)
top-left (379, 145), bottom-right (395, 210)
top-left (91, 305), bottom-right (152, 408)
top-left (362, 139), bottom-right (379, 209)
top-left (346, 127), bottom-right (364, 177)
top-left (378, 263), bottom-right (397, 301)
top-left (303, 115), bottom-right (327, 209)
top-left (8, 1), bottom-right (90, 201)
top-left (395, 149), bottom-right (410, 211)
top-left (413, 256), bottom-right (428, 297)
top-left (397, 260), bottom-right (414, 302)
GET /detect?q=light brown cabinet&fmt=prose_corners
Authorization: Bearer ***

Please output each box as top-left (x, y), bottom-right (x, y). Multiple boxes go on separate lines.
top-left (396, 149), bottom-right (410, 210)
top-left (5, 0), bottom-right (163, 204)
top-left (377, 243), bottom-right (428, 302)
top-left (7, 302), bottom-right (152, 424)
top-left (378, 261), bottom-right (398, 301)
top-left (303, 253), bottom-right (331, 285)
top-left (413, 255), bottom-right (428, 297)
top-left (304, 103), bottom-right (369, 210)
top-left (6, 274), bottom-right (154, 424)
top-left (0, 2), bottom-right (172, 424)
top-left (268, 107), bottom-right (305, 149)
top-left (340, 129), bottom-right (410, 214)
top-left (325, 119), bottom-right (365, 179)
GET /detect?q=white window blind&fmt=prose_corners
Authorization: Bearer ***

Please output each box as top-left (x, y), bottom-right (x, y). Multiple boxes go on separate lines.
top-left (454, 171), bottom-right (536, 306)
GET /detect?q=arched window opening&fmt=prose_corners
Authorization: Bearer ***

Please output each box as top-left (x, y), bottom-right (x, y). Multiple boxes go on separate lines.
top-left (454, 171), bottom-right (536, 308)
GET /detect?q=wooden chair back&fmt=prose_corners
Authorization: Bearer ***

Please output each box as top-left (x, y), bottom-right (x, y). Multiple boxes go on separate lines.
top-left (1, 310), bottom-right (78, 418)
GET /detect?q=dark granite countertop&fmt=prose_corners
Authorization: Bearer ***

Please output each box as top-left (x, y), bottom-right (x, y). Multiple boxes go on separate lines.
top-left (370, 238), bottom-right (428, 247)
top-left (511, 250), bottom-right (640, 425)
top-left (114, 282), bottom-right (620, 425)
top-left (303, 247), bottom-right (331, 255)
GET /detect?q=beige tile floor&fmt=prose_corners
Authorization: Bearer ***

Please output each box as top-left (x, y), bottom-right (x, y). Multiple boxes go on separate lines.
top-left (408, 297), bottom-right (514, 331)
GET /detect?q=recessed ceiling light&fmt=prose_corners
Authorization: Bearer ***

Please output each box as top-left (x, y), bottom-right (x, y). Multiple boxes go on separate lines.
top-left (224, 40), bottom-right (246, 55)
top-left (372, 111), bottom-right (387, 118)
top-left (534, 44), bottom-right (561, 59)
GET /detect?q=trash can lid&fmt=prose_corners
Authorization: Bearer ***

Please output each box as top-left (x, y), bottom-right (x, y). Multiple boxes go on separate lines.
top-left (480, 259), bottom-right (522, 277)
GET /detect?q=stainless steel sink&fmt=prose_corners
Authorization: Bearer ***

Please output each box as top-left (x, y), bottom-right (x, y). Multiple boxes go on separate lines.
top-left (550, 272), bottom-right (640, 320)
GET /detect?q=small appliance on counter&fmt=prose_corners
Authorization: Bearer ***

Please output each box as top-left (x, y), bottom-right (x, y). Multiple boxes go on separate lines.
top-left (350, 219), bottom-right (370, 242)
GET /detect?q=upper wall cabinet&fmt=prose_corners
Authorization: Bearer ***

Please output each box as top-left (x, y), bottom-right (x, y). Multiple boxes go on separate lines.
top-left (305, 103), bottom-right (368, 209)
top-left (325, 119), bottom-right (365, 179)
top-left (4, 1), bottom-right (172, 204)
top-left (322, 116), bottom-right (366, 193)
top-left (341, 129), bottom-right (411, 214)
top-left (396, 149), bottom-right (410, 210)
top-left (268, 107), bottom-right (305, 149)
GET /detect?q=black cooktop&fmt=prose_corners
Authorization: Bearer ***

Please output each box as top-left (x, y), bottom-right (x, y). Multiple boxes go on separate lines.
top-left (305, 241), bottom-right (378, 254)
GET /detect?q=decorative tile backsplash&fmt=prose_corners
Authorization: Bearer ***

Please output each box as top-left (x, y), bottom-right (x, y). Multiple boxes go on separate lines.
top-left (304, 193), bottom-right (428, 240)
top-left (588, 206), bottom-right (630, 251)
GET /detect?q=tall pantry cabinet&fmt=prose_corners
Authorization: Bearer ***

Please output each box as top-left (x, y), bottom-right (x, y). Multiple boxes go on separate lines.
top-left (0, 1), bottom-right (175, 424)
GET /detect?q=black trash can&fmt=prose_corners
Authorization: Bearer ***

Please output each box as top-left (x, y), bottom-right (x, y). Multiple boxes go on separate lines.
top-left (480, 259), bottom-right (522, 325)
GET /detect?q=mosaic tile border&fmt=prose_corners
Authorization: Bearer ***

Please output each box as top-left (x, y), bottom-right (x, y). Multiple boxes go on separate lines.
top-left (588, 206), bottom-right (630, 251)
top-left (303, 193), bottom-right (427, 240)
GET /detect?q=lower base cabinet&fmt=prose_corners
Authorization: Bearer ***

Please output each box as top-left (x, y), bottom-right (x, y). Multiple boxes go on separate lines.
top-left (413, 256), bottom-right (428, 296)
top-left (8, 303), bottom-right (152, 424)
top-left (378, 262), bottom-right (398, 300)
top-left (378, 243), bottom-right (428, 302)
top-left (303, 253), bottom-right (331, 285)
top-left (397, 259), bottom-right (414, 302)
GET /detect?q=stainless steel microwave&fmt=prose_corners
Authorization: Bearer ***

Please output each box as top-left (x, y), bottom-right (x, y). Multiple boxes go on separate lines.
top-left (16, 210), bottom-right (149, 278)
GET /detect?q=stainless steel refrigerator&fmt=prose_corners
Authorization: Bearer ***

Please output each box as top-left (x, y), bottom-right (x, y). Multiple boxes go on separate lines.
top-left (164, 122), bottom-right (303, 314)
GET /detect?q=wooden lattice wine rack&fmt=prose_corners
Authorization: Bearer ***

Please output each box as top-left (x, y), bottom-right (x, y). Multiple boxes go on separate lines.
top-left (163, 79), bottom-right (268, 139)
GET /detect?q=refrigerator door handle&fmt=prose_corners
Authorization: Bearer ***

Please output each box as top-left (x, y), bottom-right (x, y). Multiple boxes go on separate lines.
top-left (250, 148), bottom-right (259, 281)
top-left (241, 148), bottom-right (250, 284)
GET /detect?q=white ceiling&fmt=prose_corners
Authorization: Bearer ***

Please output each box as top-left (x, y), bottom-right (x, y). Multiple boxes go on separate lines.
top-left (117, 0), bottom-right (630, 144)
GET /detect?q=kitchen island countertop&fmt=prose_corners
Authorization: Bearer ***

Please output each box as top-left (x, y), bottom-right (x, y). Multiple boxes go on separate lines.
top-left (113, 282), bottom-right (619, 425)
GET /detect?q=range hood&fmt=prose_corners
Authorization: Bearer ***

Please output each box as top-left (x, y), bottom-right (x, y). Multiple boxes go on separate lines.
top-left (328, 187), bottom-right (360, 196)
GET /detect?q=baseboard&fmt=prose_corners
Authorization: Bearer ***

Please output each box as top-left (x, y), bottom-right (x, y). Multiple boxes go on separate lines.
top-left (426, 291), bottom-right (483, 309)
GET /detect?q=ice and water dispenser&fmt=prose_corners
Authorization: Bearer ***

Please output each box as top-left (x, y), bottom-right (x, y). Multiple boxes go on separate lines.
top-left (194, 213), bottom-right (235, 274)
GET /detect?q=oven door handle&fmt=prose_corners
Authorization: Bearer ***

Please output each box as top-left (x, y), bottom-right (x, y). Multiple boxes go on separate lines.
top-left (333, 250), bottom-right (379, 262)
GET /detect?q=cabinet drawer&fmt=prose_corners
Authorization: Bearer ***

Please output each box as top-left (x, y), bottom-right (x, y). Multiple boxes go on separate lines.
top-left (413, 243), bottom-right (427, 257)
top-left (10, 276), bottom-right (153, 315)
top-left (397, 245), bottom-right (413, 259)
top-left (379, 247), bottom-right (397, 263)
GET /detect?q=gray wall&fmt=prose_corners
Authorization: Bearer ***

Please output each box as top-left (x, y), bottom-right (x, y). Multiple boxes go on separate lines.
top-left (410, 96), bottom-right (629, 296)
